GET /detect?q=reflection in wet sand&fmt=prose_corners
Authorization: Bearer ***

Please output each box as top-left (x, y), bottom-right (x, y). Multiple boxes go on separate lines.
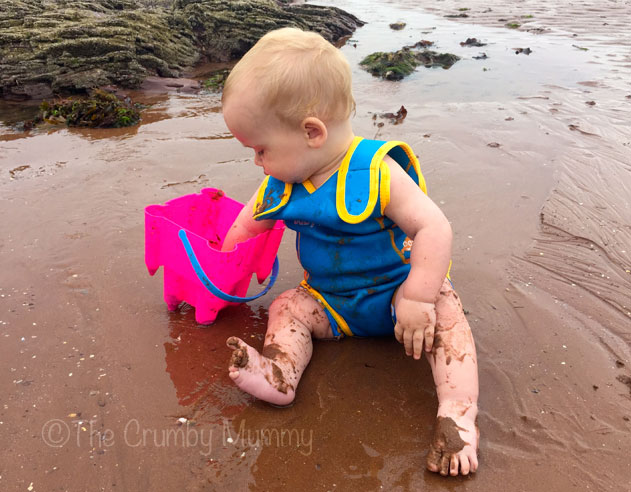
top-left (1, 0), bottom-right (630, 490)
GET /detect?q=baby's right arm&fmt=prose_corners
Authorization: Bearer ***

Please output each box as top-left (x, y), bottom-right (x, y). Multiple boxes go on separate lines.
top-left (221, 189), bottom-right (275, 252)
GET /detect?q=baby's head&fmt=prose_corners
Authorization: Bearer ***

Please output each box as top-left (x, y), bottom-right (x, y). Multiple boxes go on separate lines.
top-left (222, 27), bottom-right (355, 127)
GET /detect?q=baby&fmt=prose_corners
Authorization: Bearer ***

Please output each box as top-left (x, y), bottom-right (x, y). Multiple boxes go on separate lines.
top-left (220, 28), bottom-right (479, 476)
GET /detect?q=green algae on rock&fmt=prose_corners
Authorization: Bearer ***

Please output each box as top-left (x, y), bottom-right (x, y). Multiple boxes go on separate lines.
top-left (35, 89), bottom-right (142, 128)
top-left (360, 48), bottom-right (460, 81)
top-left (202, 69), bottom-right (231, 92)
top-left (0, 0), bottom-right (363, 100)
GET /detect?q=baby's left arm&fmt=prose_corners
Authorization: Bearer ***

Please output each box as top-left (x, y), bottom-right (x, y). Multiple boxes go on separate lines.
top-left (382, 155), bottom-right (453, 358)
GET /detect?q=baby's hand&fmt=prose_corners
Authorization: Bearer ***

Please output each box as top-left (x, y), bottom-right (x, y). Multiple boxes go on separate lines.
top-left (394, 297), bottom-right (437, 359)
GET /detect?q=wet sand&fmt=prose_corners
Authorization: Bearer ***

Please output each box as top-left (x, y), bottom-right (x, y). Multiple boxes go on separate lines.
top-left (1, 0), bottom-right (630, 490)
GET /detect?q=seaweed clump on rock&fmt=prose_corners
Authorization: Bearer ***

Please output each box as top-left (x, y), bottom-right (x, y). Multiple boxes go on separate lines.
top-left (360, 47), bottom-right (460, 81)
top-left (0, 0), bottom-right (363, 100)
top-left (202, 69), bottom-right (231, 92)
top-left (34, 89), bottom-right (142, 128)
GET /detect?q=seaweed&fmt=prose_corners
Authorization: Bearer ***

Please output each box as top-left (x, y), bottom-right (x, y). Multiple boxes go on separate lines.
top-left (35, 89), bottom-right (142, 128)
top-left (360, 48), bottom-right (459, 80)
top-left (202, 69), bottom-right (231, 92)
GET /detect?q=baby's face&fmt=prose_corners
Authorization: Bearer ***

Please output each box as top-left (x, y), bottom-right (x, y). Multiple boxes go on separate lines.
top-left (223, 92), bottom-right (316, 183)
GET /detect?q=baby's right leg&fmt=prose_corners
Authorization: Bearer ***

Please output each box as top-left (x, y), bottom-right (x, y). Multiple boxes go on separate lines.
top-left (227, 287), bottom-right (333, 406)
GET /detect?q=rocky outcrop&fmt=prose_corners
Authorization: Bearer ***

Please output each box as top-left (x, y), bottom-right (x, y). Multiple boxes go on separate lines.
top-left (0, 0), bottom-right (363, 99)
top-left (360, 47), bottom-right (460, 81)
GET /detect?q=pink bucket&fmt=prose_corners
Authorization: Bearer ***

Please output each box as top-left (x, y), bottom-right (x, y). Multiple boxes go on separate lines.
top-left (145, 188), bottom-right (284, 324)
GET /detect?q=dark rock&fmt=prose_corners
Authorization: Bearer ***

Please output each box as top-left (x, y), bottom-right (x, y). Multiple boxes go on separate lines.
top-left (380, 105), bottom-right (407, 125)
top-left (360, 47), bottom-right (459, 80)
top-left (460, 37), bottom-right (486, 47)
top-left (0, 0), bottom-right (363, 99)
top-left (407, 40), bottom-right (434, 49)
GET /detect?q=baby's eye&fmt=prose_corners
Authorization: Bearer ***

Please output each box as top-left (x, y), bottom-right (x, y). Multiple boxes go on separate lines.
top-left (257, 149), bottom-right (264, 157)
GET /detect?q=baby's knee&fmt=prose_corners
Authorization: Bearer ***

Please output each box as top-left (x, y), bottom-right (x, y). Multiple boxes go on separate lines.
top-left (435, 286), bottom-right (465, 325)
top-left (271, 288), bottom-right (310, 311)
top-left (270, 287), bottom-right (321, 319)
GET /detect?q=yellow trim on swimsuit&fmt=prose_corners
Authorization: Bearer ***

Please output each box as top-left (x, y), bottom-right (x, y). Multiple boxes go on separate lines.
top-left (376, 140), bottom-right (427, 195)
top-left (336, 136), bottom-right (374, 224)
top-left (300, 280), bottom-right (354, 337)
top-left (379, 159), bottom-right (391, 215)
top-left (336, 139), bottom-right (427, 223)
top-left (302, 179), bottom-right (316, 194)
top-left (252, 176), bottom-right (292, 219)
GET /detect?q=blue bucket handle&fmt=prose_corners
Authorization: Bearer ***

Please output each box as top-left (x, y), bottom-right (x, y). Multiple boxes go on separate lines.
top-left (178, 229), bottom-right (279, 303)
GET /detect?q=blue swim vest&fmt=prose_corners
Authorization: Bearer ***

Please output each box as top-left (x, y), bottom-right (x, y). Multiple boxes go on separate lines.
top-left (252, 136), bottom-right (427, 336)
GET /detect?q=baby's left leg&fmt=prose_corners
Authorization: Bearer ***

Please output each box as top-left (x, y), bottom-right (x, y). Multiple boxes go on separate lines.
top-left (425, 279), bottom-right (479, 476)
top-left (226, 287), bottom-right (333, 406)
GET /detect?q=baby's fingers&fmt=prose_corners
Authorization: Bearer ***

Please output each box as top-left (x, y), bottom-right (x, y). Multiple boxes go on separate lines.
top-left (394, 322), bottom-right (404, 344)
top-left (413, 331), bottom-right (424, 360)
top-left (402, 327), bottom-right (414, 356)
top-left (424, 324), bottom-right (435, 352)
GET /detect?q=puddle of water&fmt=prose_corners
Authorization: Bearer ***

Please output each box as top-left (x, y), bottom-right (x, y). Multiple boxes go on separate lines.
top-left (0, 100), bottom-right (42, 134)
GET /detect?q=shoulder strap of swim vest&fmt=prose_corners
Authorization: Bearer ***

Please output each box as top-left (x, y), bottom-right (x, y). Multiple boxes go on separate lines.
top-left (252, 176), bottom-right (293, 220)
top-left (336, 137), bottom-right (427, 224)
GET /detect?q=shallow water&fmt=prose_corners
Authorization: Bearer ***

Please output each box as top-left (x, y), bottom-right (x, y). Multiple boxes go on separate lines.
top-left (1, 1), bottom-right (630, 491)
top-left (338, 0), bottom-right (609, 104)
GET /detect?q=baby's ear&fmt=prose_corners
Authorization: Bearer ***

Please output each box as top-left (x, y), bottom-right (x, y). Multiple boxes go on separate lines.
top-left (302, 117), bottom-right (327, 148)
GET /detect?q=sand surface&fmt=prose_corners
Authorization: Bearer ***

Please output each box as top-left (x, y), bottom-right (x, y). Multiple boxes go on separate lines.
top-left (1, 0), bottom-right (630, 490)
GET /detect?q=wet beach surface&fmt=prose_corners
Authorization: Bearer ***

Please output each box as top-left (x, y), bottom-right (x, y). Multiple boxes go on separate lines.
top-left (1, 0), bottom-right (630, 490)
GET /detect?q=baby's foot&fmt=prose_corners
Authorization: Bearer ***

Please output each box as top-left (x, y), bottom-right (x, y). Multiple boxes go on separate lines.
top-left (226, 336), bottom-right (296, 406)
top-left (426, 401), bottom-right (479, 476)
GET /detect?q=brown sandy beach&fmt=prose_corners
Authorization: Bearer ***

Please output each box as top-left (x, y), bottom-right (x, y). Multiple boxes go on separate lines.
top-left (1, 0), bottom-right (630, 490)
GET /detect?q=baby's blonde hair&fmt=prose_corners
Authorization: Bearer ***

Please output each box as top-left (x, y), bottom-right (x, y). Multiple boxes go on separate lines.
top-left (223, 27), bottom-right (355, 126)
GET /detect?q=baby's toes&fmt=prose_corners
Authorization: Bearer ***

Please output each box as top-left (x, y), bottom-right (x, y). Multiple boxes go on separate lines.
top-left (456, 453), bottom-right (470, 475)
top-left (440, 453), bottom-right (451, 476)
top-left (226, 337), bottom-right (248, 368)
top-left (426, 459), bottom-right (439, 473)
top-left (450, 454), bottom-right (461, 476)
top-left (226, 336), bottom-right (242, 350)
top-left (230, 347), bottom-right (248, 368)
top-left (467, 449), bottom-right (479, 473)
